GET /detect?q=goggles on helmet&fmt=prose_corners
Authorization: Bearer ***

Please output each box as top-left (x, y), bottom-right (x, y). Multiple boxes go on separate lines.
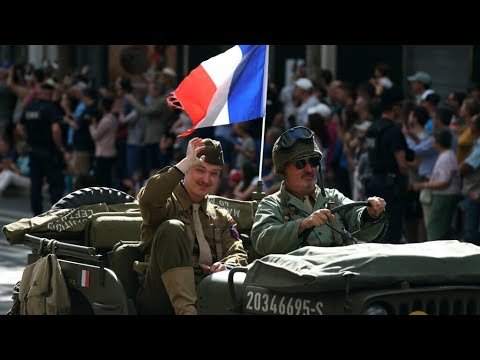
top-left (278, 126), bottom-right (314, 149)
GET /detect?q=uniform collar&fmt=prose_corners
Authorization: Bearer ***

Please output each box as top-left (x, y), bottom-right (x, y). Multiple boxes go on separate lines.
top-left (174, 181), bottom-right (211, 212)
top-left (280, 181), bottom-right (323, 207)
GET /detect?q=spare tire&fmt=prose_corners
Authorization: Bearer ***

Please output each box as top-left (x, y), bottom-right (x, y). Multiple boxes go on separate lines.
top-left (51, 187), bottom-right (135, 210)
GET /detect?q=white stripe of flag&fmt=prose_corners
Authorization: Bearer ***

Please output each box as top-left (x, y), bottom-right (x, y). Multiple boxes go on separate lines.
top-left (80, 269), bottom-right (90, 288)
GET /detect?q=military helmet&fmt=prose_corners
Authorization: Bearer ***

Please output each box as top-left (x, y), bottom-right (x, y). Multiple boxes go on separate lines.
top-left (272, 126), bottom-right (322, 175)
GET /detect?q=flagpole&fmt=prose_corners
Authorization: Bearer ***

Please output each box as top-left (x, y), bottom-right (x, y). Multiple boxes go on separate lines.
top-left (253, 45), bottom-right (269, 202)
top-left (258, 115), bottom-right (266, 182)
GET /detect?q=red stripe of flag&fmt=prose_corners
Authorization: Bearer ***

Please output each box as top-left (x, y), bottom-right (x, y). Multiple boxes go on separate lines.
top-left (81, 269), bottom-right (90, 288)
top-left (84, 269), bottom-right (90, 288)
top-left (173, 65), bottom-right (217, 125)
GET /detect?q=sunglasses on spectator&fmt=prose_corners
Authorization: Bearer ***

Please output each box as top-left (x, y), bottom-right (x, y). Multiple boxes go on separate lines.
top-left (278, 126), bottom-right (314, 149)
top-left (293, 156), bottom-right (321, 170)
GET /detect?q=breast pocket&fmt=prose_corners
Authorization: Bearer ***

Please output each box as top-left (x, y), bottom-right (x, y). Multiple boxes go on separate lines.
top-left (203, 223), bottom-right (215, 243)
top-left (204, 223), bottom-right (224, 262)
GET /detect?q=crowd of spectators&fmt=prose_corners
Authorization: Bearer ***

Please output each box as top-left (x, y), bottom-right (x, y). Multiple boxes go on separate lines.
top-left (0, 58), bottom-right (479, 244)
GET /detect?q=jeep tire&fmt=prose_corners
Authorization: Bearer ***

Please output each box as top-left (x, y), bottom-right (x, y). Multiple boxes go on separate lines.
top-left (51, 187), bottom-right (135, 210)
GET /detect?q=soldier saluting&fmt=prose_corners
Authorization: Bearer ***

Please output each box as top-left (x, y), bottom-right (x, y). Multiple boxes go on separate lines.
top-left (136, 137), bottom-right (247, 315)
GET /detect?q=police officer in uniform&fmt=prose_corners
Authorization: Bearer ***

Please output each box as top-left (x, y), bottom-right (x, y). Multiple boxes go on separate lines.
top-left (364, 87), bottom-right (409, 244)
top-left (251, 126), bottom-right (387, 257)
top-left (17, 83), bottom-right (65, 215)
top-left (136, 137), bottom-right (247, 315)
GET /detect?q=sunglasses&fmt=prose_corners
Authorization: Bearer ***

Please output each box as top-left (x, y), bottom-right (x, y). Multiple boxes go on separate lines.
top-left (293, 156), bottom-right (321, 170)
top-left (278, 126), bottom-right (314, 149)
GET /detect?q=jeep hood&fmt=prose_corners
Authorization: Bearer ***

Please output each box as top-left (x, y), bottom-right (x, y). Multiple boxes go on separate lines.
top-left (244, 241), bottom-right (480, 293)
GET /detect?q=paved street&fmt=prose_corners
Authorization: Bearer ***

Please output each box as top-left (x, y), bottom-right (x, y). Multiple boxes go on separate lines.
top-left (0, 237), bottom-right (29, 314)
top-left (0, 191), bottom-right (50, 314)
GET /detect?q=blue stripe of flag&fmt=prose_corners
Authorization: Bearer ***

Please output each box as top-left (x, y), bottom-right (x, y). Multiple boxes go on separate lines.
top-left (227, 45), bottom-right (267, 124)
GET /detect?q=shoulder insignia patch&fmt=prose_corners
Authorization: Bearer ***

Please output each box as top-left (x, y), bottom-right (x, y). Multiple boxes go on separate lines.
top-left (230, 226), bottom-right (240, 240)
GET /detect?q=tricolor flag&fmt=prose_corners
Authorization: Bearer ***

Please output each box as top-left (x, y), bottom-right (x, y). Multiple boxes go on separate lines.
top-left (79, 269), bottom-right (90, 288)
top-left (167, 45), bottom-right (269, 137)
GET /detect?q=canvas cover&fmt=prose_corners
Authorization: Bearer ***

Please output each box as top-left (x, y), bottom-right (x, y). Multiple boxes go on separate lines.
top-left (3, 203), bottom-right (140, 245)
top-left (208, 195), bottom-right (256, 232)
top-left (244, 241), bottom-right (480, 293)
top-left (86, 212), bottom-right (142, 249)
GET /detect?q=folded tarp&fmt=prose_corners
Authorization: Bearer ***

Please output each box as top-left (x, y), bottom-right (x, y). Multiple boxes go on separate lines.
top-left (3, 203), bottom-right (140, 245)
top-left (244, 241), bottom-right (480, 293)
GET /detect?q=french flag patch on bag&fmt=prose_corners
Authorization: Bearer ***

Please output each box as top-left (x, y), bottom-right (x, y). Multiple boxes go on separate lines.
top-left (79, 269), bottom-right (90, 288)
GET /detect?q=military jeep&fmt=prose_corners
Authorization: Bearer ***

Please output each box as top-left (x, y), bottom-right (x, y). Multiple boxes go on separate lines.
top-left (5, 187), bottom-right (480, 315)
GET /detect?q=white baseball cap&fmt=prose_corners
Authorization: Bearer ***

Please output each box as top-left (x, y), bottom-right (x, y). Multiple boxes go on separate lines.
top-left (354, 120), bottom-right (372, 132)
top-left (162, 67), bottom-right (177, 78)
top-left (407, 71), bottom-right (432, 85)
top-left (295, 77), bottom-right (313, 91)
top-left (307, 103), bottom-right (332, 118)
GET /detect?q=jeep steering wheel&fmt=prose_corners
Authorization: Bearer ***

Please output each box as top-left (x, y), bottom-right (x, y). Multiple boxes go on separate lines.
top-left (303, 201), bottom-right (379, 246)
top-left (329, 201), bottom-right (370, 215)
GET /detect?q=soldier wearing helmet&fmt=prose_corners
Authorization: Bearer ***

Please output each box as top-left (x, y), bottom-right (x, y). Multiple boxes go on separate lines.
top-left (251, 126), bottom-right (387, 257)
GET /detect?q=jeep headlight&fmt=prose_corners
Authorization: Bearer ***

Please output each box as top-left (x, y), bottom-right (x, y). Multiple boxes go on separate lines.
top-left (363, 304), bottom-right (388, 315)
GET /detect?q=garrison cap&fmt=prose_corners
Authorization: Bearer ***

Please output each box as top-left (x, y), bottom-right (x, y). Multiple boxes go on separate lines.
top-left (198, 138), bottom-right (225, 166)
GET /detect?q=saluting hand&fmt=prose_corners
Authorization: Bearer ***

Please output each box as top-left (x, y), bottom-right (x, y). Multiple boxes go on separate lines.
top-left (366, 196), bottom-right (386, 218)
top-left (176, 137), bottom-right (206, 174)
top-left (187, 137), bottom-right (206, 162)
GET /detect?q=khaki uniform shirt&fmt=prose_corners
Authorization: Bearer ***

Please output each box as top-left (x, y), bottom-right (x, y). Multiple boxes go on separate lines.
top-left (137, 166), bottom-right (248, 268)
top-left (251, 182), bottom-right (387, 257)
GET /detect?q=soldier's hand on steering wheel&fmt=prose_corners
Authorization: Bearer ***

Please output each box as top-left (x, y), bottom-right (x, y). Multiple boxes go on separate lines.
top-left (299, 208), bottom-right (335, 234)
top-left (366, 196), bottom-right (386, 218)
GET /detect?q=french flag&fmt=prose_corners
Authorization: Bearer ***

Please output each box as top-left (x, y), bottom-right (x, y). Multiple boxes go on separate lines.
top-left (79, 269), bottom-right (90, 288)
top-left (167, 45), bottom-right (268, 137)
